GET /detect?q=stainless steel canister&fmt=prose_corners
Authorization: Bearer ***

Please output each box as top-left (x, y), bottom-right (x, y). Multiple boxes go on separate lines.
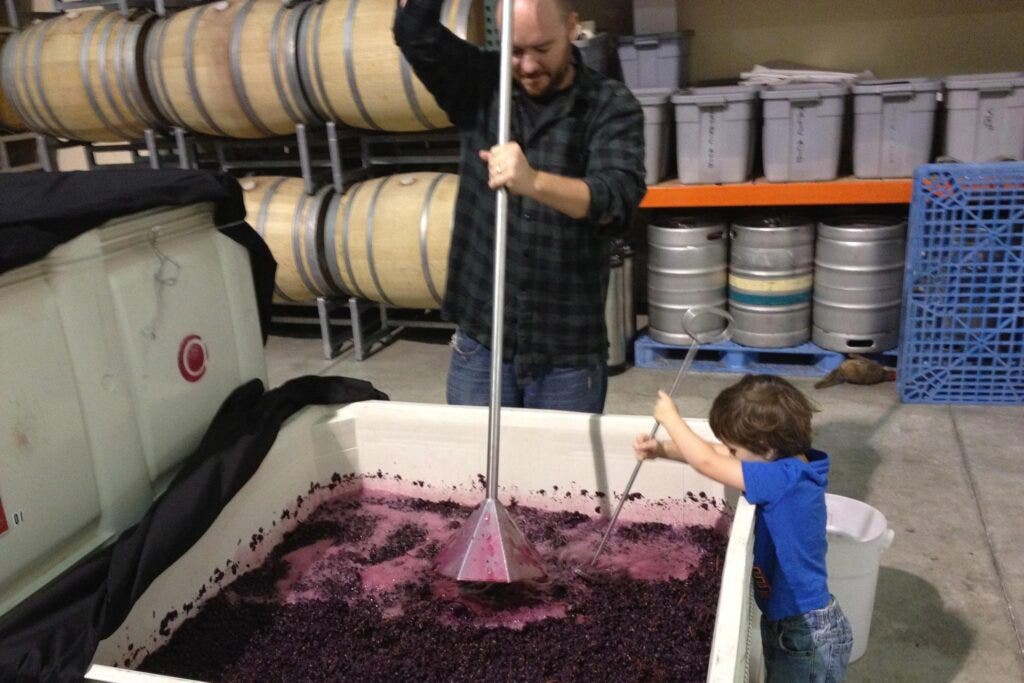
top-left (728, 215), bottom-right (815, 348)
top-left (813, 216), bottom-right (907, 352)
top-left (620, 242), bottom-right (636, 347)
top-left (647, 216), bottom-right (729, 345)
top-left (605, 251), bottom-right (627, 373)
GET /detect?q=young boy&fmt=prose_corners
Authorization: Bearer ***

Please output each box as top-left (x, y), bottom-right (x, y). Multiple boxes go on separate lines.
top-left (634, 374), bottom-right (853, 682)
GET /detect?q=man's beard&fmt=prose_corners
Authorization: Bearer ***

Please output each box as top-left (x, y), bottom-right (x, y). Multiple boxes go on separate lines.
top-left (524, 57), bottom-right (573, 99)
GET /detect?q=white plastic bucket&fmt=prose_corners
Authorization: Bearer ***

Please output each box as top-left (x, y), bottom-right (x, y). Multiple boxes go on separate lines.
top-left (825, 493), bottom-right (895, 662)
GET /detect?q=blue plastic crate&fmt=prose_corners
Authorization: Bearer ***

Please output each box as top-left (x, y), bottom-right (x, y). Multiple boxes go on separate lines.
top-left (898, 162), bottom-right (1024, 405)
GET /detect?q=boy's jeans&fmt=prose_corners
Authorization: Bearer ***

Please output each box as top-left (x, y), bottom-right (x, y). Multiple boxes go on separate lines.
top-left (446, 329), bottom-right (607, 413)
top-left (761, 598), bottom-right (853, 682)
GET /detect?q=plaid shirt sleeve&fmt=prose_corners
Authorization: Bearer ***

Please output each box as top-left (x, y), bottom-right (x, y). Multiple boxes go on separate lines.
top-left (392, 0), bottom-right (495, 130)
top-left (582, 87), bottom-right (647, 233)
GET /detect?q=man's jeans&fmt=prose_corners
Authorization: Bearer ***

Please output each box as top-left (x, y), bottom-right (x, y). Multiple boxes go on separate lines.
top-left (445, 329), bottom-right (607, 413)
top-left (761, 598), bottom-right (853, 682)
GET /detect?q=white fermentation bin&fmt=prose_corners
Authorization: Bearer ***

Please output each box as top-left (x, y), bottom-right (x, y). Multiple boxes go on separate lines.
top-left (85, 401), bottom-right (763, 682)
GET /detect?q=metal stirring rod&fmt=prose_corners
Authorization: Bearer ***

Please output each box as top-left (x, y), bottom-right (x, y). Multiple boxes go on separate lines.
top-left (585, 339), bottom-right (702, 568)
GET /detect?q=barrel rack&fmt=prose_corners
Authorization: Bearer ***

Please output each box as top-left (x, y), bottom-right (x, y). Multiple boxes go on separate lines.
top-left (0, 131), bottom-right (51, 172)
top-left (131, 122), bottom-right (462, 361)
top-left (3, 0), bottom-right (19, 27)
top-left (50, 0), bottom-right (166, 18)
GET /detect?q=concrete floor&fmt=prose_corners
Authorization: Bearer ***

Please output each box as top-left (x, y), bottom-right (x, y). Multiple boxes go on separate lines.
top-left (264, 328), bottom-right (1024, 682)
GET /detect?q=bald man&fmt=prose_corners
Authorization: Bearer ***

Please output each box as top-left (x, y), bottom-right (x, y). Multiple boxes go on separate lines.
top-left (394, 0), bottom-right (645, 413)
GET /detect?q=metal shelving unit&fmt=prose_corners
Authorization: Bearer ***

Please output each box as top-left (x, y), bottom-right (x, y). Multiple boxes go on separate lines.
top-left (641, 177), bottom-right (913, 209)
top-left (0, 133), bottom-right (53, 172)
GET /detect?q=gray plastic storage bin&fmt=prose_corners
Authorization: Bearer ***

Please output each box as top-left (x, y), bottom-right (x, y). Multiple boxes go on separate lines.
top-left (761, 83), bottom-right (847, 182)
top-left (944, 72), bottom-right (1024, 162)
top-left (634, 87), bottom-right (673, 184)
top-left (672, 86), bottom-right (759, 184)
top-left (617, 32), bottom-right (693, 91)
top-left (851, 78), bottom-right (940, 178)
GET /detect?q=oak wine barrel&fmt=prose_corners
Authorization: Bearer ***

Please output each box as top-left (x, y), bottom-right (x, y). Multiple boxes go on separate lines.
top-left (241, 176), bottom-right (340, 303)
top-left (145, 0), bottom-right (314, 139)
top-left (0, 10), bottom-right (160, 142)
top-left (298, 0), bottom-right (484, 132)
top-left (327, 172), bottom-right (457, 309)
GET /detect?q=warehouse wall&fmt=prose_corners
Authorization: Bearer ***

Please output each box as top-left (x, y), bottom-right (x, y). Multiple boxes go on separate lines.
top-left (575, 0), bottom-right (1024, 82)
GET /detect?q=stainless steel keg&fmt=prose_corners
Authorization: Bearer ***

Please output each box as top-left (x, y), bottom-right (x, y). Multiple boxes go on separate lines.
top-left (729, 215), bottom-right (815, 348)
top-left (813, 216), bottom-right (907, 352)
top-left (605, 251), bottom-right (627, 373)
top-left (620, 242), bottom-right (636, 346)
top-left (647, 216), bottom-right (729, 345)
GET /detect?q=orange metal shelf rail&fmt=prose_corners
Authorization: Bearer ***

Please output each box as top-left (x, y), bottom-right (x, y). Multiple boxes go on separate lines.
top-left (640, 177), bottom-right (913, 209)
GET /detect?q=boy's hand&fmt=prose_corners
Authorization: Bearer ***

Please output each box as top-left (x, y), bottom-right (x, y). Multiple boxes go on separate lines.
top-left (653, 390), bottom-right (681, 427)
top-left (634, 434), bottom-right (664, 461)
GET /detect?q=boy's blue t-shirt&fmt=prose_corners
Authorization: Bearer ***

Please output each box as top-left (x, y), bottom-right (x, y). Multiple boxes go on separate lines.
top-left (741, 449), bottom-right (831, 621)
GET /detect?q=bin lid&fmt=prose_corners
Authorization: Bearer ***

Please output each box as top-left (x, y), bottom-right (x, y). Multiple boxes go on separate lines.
top-left (944, 71), bottom-right (1024, 90)
top-left (760, 82), bottom-right (848, 100)
top-left (851, 78), bottom-right (941, 94)
top-left (632, 87), bottom-right (674, 105)
top-left (46, 203), bottom-right (218, 264)
top-left (618, 30), bottom-right (694, 46)
top-left (672, 84), bottom-right (760, 104)
top-left (0, 169), bottom-right (246, 276)
top-left (572, 32), bottom-right (613, 45)
top-left (0, 169), bottom-right (275, 340)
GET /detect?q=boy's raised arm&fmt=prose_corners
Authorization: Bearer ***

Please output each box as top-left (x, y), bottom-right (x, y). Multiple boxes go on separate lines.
top-left (654, 391), bottom-right (746, 491)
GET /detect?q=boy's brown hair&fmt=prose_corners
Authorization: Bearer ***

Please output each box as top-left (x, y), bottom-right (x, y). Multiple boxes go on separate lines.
top-left (708, 374), bottom-right (816, 459)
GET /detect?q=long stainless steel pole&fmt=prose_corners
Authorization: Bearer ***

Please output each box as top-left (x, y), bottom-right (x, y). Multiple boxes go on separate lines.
top-left (586, 340), bottom-right (701, 566)
top-left (485, 0), bottom-right (514, 501)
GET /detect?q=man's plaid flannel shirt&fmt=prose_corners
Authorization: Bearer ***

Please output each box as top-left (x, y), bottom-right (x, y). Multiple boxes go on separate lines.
top-left (394, 0), bottom-right (646, 377)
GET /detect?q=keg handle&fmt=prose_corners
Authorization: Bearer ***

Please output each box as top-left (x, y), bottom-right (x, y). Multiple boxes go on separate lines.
top-left (584, 305), bottom-right (733, 570)
top-left (682, 305), bottom-right (734, 346)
